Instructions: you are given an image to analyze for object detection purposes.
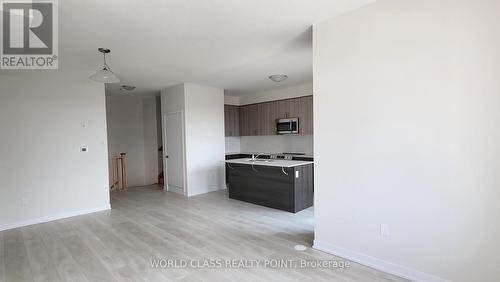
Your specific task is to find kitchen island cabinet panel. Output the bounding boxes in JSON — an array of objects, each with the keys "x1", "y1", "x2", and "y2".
[
  {"x1": 226, "y1": 162, "x2": 313, "y2": 213},
  {"x1": 294, "y1": 164, "x2": 314, "y2": 211}
]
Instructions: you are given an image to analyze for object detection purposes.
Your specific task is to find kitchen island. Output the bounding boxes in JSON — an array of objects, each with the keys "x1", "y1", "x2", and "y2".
[{"x1": 225, "y1": 158, "x2": 314, "y2": 213}]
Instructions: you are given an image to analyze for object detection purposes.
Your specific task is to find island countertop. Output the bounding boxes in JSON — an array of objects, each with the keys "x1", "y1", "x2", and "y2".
[
  {"x1": 225, "y1": 152, "x2": 314, "y2": 158},
  {"x1": 225, "y1": 158, "x2": 313, "y2": 168}
]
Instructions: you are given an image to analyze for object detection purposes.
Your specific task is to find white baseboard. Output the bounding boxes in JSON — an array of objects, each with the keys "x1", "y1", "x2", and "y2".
[
  {"x1": 313, "y1": 240, "x2": 449, "y2": 282},
  {"x1": 0, "y1": 205, "x2": 111, "y2": 232},
  {"x1": 186, "y1": 186, "x2": 226, "y2": 197},
  {"x1": 167, "y1": 185, "x2": 184, "y2": 195}
]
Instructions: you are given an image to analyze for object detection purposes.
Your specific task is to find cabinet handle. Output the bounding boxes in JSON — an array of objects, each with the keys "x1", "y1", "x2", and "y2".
[{"x1": 281, "y1": 167, "x2": 288, "y2": 176}]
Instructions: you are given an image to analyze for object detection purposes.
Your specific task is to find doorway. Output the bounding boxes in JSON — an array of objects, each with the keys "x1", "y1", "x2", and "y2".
[{"x1": 162, "y1": 111, "x2": 186, "y2": 195}]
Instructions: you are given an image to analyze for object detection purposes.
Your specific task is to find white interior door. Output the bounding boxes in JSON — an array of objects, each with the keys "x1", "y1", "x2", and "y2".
[{"x1": 163, "y1": 111, "x2": 185, "y2": 194}]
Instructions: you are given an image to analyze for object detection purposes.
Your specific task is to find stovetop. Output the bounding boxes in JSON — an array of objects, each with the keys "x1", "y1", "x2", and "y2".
[{"x1": 282, "y1": 152, "x2": 306, "y2": 156}]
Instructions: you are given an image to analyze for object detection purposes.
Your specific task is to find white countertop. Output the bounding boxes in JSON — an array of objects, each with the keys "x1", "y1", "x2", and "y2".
[
  {"x1": 225, "y1": 152, "x2": 314, "y2": 158},
  {"x1": 225, "y1": 158, "x2": 313, "y2": 168}
]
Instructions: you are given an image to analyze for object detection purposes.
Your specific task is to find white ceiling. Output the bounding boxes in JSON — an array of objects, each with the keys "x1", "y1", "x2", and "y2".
[{"x1": 55, "y1": 0, "x2": 373, "y2": 96}]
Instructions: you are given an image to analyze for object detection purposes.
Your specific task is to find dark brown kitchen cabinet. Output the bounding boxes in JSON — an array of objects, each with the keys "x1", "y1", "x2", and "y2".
[
  {"x1": 224, "y1": 105, "x2": 240, "y2": 137},
  {"x1": 225, "y1": 95, "x2": 313, "y2": 137},
  {"x1": 237, "y1": 105, "x2": 248, "y2": 136},
  {"x1": 275, "y1": 96, "x2": 312, "y2": 135},
  {"x1": 248, "y1": 104, "x2": 259, "y2": 136},
  {"x1": 258, "y1": 102, "x2": 272, "y2": 135},
  {"x1": 239, "y1": 102, "x2": 273, "y2": 136},
  {"x1": 227, "y1": 162, "x2": 314, "y2": 213},
  {"x1": 224, "y1": 105, "x2": 229, "y2": 135},
  {"x1": 276, "y1": 99, "x2": 291, "y2": 119},
  {"x1": 266, "y1": 101, "x2": 278, "y2": 135},
  {"x1": 238, "y1": 104, "x2": 259, "y2": 136},
  {"x1": 276, "y1": 97, "x2": 300, "y2": 119},
  {"x1": 298, "y1": 96, "x2": 313, "y2": 135},
  {"x1": 288, "y1": 97, "x2": 301, "y2": 119}
]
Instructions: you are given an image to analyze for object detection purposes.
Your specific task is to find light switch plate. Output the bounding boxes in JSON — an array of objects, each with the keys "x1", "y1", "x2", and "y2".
[{"x1": 295, "y1": 171, "x2": 300, "y2": 178}]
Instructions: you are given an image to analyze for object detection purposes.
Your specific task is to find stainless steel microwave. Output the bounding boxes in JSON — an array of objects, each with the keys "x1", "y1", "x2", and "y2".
[{"x1": 277, "y1": 118, "x2": 299, "y2": 134}]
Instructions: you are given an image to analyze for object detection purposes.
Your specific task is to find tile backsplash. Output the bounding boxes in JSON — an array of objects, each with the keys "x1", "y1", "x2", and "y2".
[
  {"x1": 225, "y1": 137, "x2": 241, "y2": 153},
  {"x1": 225, "y1": 135, "x2": 313, "y2": 156}
]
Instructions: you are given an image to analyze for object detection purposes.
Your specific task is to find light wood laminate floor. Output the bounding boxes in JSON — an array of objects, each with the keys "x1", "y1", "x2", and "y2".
[{"x1": 0, "y1": 185, "x2": 406, "y2": 282}]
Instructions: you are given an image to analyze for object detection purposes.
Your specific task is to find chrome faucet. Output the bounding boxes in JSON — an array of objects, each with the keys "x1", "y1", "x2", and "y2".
[{"x1": 251, "y1": 154, "x2": 262, "y2": 161}]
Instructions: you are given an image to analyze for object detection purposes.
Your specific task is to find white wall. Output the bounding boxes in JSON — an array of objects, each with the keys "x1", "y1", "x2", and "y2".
[
  {"x1": 0, "y1": 70, "x2": 110, "y2": 230},
  {"x1": 143, "y1": 97, "x2": 160, "y2": 184},
  {"x1": 226, "y1": 82, "x2": 313, "y2": 106},
  {"x1": 161, "y1": 84, "x2": 185, "y2": 113},
  {"x1": 106, "y1": 96, "x2": 159, "y2": 187},
  {"x1": 313, "y1": 1, "x2": 500, "y2": 282},
  {"x1": 106, "y1": 96, "x2": 145, "y2": 187},
  {"x1": 224, "y1": 95, "x2": 240, "y2": 106},
  {"x1": 184, "y1": 83, "x2": 226, "y2": 196},
  {"x1": 225, "y1": 136, "x2": 241, "y2": 153},
  {"x1": 161, "y1": 83, "x2": 225, "y2": 197}
]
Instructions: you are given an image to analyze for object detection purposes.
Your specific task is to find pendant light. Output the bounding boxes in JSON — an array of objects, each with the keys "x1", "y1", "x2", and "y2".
[{"x1": 89, "y1": 48, "x2": 120, "y2": 83}]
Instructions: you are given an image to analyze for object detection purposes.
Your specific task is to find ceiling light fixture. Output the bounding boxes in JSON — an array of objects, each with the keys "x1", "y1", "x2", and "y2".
[
  {"x1": 120, "y1": 85, "x2": 136, "y2": 91},
  {"x1": 269, "y1": 74, "x2": 288, "y2": 83},
  {"x1": 89, "y1": 48, "x2": 120, "y2": 83}
]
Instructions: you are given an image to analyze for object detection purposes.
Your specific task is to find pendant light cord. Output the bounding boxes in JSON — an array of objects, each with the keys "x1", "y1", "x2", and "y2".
[{"x1": 103, "y1": 52, "x2": 112, "y2": 71}]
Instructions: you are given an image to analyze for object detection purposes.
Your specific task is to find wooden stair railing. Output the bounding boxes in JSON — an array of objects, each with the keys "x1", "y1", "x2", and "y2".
[{"x1": 110, "y1": 153, "x2": 127, "y2": 191}]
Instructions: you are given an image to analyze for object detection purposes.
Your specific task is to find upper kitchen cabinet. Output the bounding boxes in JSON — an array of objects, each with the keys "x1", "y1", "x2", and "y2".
[
  {"x1": 224, "y1": 105, "x2": 240, "y2": 137},
  {"x1": 275, "y1": 97, "x2": 312, "y2": 135},
  {"x1": 248, "y1": 104, "x2": 260, "y2": 136},
  {"x1": 237, "y1": 105, "x2": 247, "y2": 136},
  {"x1": 275, "y1": 98, "x2": 300, "y2": 119},
  {"x1": 298, "y1": 96, "x2": 313, "y2": 135},
  {"x1": 240, "y1": 103, "x2": 271, "y2": 136},
  {"x1": 239, "y1": 104, "x2": 260, "y2": 136},
  {"x1": 276, "y1": 98, "x2": 291, "y2": 119},
  {"x1": 265, "y1": 101, "x2": 278, "y2": 135},
  {"x1": 258, "y1": 102, "x2": 274, "y2": 135},
  {"x1": 225, "y1": 95, "x2": 313, "y2": 137}
]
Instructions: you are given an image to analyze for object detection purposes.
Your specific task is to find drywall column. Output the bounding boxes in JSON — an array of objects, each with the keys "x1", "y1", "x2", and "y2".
[
  {"x1": 183, "y1": 83, "x2": 225, "y2": 196},
  {"x1": 313, "y1": 1, "x2": 500, "y2": 281},
  {"x1": 161, "y1": 83, "x2": 225, "y2": 197}
]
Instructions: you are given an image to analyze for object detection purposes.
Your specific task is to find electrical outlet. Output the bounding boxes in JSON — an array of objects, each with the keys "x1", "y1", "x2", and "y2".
[
  {"x1": 380, "y1": 224, "x2": 390, "y2": 237},
  {"x1": 21, "y1": 197, "x2": 28, "y2": 206}
]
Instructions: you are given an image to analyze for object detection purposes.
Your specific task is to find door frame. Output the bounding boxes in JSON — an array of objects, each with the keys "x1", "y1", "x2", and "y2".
[{"x1": 162, "y1": 110, "x2": 187, "y2": 196}]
